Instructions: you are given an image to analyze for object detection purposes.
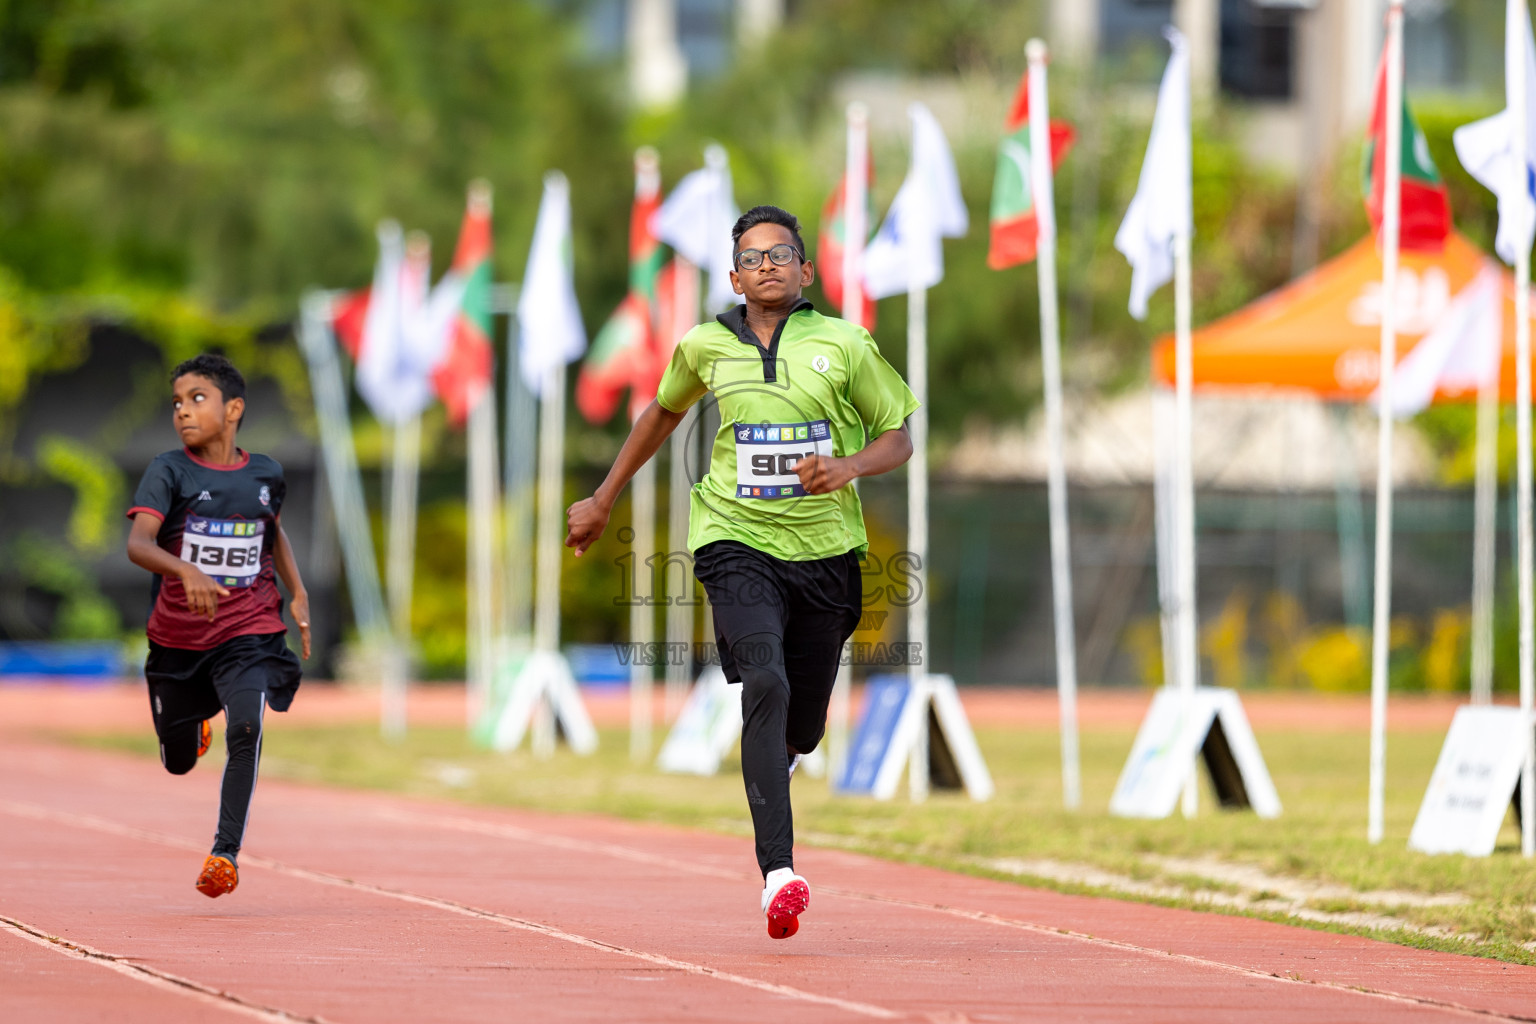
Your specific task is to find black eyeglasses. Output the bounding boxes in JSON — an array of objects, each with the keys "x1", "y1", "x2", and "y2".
[{"x1": 734, "y1": 243, "x2": 803, "y2": 270}]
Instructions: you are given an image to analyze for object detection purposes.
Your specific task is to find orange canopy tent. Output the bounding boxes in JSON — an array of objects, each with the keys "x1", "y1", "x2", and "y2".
[{"x1": 1151, "y1": 233, "x2": 1527, "y2": 403}]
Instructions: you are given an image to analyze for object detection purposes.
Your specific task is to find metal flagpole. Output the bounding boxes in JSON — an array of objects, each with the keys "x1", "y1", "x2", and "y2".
[
  {"x1": 379, "y1": 229, "x2": 434, "y2": 741},
  {"x1": 1368, "y1": 0, "x2": 1405, "y2": 846},
  {"x1": 829, "y1": 100, "x2": 870, "y2": 784},
  {"x1": 502, "y1": 289, "x2": 535, "y2": 645},
  {"x1": 1173, "y1": 229, "x2": 1197, "y2": 819},
  {"x1": 666, "y1": 420, "x2": 698, "y2": 718},
  {"x1": 532, "y1": 360, "x2": 569, "y2": 758},
  {"x1": 907, "y1": 280, "x2": 930, "y2": 803},
  {"x1": 1513, "y1": 0, "x2": 1536, "y2": 858},
  {"x1": 1027, "y1": 39, "x2": 1082, "y2": 810},
  {"x1": 296, "y1": 293, "x2": 390, "y2": 647},
  {"x1": 383, "y1": 413, "x2": 420, "y2": 739},
  {"x1": 466, "y1": 389, "x2": 501, "y2": 731},
  {"x1": 629, "y1": 148, "x2": 662, "y2": 761},
  {"x1": 665, "y1": 259, "x2": 702, "y2": 721},
  {"x1": 631, "y1": 435, "x2": 657, "y2": 760}
]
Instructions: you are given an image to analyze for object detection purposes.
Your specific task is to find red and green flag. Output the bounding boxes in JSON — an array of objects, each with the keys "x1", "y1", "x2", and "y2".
[
  {"x1": 431, "y1": 184, "x2": 495, "y2": 427},
  {"x1": 987, "y1": 69, "x2": 1074, "y2": 270},
  {"x1": 1363, "y1": 47, "x2": 1451, "y2": 252},
  {"x1": 330, "y1": 288, "x2": 371, "y2": 359},
  {"x1": 817, "y1": 150, "x2": 876, "y2": 330},
  {"x1": 577, "y1": 166, "x2": 666, "y2": 424}
]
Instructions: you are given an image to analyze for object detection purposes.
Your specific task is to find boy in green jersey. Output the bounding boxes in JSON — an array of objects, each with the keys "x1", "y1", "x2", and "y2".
[{"x1": 567, "y1": 205, "x2": 918, "y2": 940}]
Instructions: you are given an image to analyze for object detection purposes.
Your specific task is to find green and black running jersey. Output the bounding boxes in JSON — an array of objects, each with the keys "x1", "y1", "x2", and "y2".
[{"x1": 655, "y1": 300, "x2": 919, "y2": 561}]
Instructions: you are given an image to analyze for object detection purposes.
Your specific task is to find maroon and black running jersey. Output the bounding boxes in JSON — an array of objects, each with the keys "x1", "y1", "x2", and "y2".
[{"x1": 127, "y1": 447, "x2": 288, "y2": 650}]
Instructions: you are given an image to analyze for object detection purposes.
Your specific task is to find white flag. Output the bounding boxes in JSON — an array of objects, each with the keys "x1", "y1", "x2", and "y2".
[
  {"x1": 517, "y1": 172, "x2": 587, "y2": 398},
  {"x1": 1114, "y1": 28, "x2": 1192, "y2": 321},
  {"x1": 356, "y1": 222, "x2": 438, "y2": 423},
  {"x1": 863, "y1": 103, "x2": 969, "y2": 300},
  {"x1": 1374, "y1": 266, "x2": 1504, "y2": 419},
  {"x1": 651, "y1": 145, "x2": 739, "y2": 313},
  {"x1": 1453, "y1": 0, "x2": 1536, "y2": 266}
]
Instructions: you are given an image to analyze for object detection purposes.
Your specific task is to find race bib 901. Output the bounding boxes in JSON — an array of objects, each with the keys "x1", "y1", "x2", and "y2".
[
  {"x1": 179, "y1": 516, "x2": 265, "y2": 587},
  {"x1": 733, "y1": 419, "x2": 834, "y2": 499}
]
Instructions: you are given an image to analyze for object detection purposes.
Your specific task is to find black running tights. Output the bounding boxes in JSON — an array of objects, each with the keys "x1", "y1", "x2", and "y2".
[
  {"x1": 734, "y1": 631, "x2": 841, "y2": 878},
  {"x1": 158, "y1": 690, "x2": 266, "y2": 858}
]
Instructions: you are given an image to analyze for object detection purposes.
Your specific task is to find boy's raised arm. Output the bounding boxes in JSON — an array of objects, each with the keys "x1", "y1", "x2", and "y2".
[
  {"x1": 565, "y1": 399, "x2": 688, "y2": 557},
  {"x1": 271, "y1": 520, "x2": 311, "y2": 659}
]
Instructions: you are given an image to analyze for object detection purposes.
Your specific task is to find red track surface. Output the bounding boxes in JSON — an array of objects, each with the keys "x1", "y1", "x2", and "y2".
[{"x1": 2, "y1": 684, "x2": 1532, "y2": 1022}]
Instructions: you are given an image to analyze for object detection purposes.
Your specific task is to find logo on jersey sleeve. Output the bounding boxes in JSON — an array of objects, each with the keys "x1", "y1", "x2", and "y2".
[{"x1": 813, "y1": 354, "x2": 830, "y2": 373}]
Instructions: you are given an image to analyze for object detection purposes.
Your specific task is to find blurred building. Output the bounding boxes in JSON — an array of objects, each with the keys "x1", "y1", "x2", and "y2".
[
  {"x1": 1055, "y1": 0, "x2": 1501, "y2": 173},
  {"x1": 580, "y1": 0, "x2": 779, "y2": 108}
]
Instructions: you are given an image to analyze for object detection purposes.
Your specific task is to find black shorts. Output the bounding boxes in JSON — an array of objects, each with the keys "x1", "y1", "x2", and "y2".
[
  {"x1": 692, "y1": 540, "x2": 862, "y2": 683},
  {"x1": 144, "y1": 631, "x2": 302, "y2": 729}
]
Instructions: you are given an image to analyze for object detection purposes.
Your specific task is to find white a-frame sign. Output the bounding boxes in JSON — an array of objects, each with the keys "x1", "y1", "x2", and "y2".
[
  {"x1": 656, "y1": 664, "x2": 829, "y2": 778},
  {"x1": 656, "y1": 665, "x2": 742, "y2": 775},
  {"x1": 836, "y1": 674, "x2": 994, "y2": 800},
  {"x1": 1409, "y1": 705, "x2": 1531, "y2": 856},
  {"x1": 484, "y1": 648, "x2": 598, "y2": 756},
  {"x1": 1110, "y1": 686, "x2": 1281, "y2": 819}
]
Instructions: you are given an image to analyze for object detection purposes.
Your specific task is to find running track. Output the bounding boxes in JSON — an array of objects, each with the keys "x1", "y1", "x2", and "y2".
[{"x1": 4, "y1": 738, "x2": 1535, "y2": 1022}]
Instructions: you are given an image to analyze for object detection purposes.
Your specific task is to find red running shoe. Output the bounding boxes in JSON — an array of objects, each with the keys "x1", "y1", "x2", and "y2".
[
  {"x1": 195, "y1": 854, "x2": 238, "y2": 898},
  {"x1": 196, "y1": 719, "x2": 212, "y2": 759},
  {"x1": 761, "y1": 868, "x2": 809, "y2": 939}
]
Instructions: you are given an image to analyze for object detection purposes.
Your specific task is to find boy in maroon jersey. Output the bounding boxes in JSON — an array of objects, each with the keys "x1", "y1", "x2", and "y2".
[{"x1": 126, "y1": 354, "x2": 311, "y2": 898}]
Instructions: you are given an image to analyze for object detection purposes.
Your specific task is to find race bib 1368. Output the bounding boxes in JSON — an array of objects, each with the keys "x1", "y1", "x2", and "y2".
[
  {"x1": 179, "y1": 516, "x2": 265, "y2": 588},
  {"x1": 733, "y1": 419, "x2": 834, "y2": 499}
]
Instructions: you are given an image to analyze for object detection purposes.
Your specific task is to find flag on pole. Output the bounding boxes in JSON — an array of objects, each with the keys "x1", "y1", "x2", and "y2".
[
  {"x1": 817, "y1": 149, "x2": 877, "y2": 328},
  {"x1": 1364, "y1": 46, "x2": 1451, "y2": 253},
  {"x1": 1373, "y1": 266, "x2": 1503, "y2": 418},
  {"x1": 518, "y1": 172, "x2": 587, "y2": 398},
  {"x1": 330, "y1": 289, "x2": 371, "y2": 359},
  {"x1": 426, "y1": 183, "x2": 496, "y2": 426},
  {"x1": 1114, "y1": 28, "x2": 1192, "y2": 321},
  {"x1": 651, "y1": 145, "x2": 739, "y2": 313},
  {"x1": 654, "y1": 258, "x2": 697, "y2": 357},
  {"x1": 862, "y1": 103, "x2": 969, "y2": 299},
  {"x1": 1453, "y1": 0, "x2": 1536, "y2": 266},
  {"x1": 355, "y1": 225, "x2": 439, "y2": 423},
  {"x1": 577, "y1": 157, "x2": 666, "y2": 424},
  {"x1": 330, "y1": 228, "x2": 438, "y2": 421},
  {"x1": 988, "y1": 68, "x2": 1075, "y2": 270}
]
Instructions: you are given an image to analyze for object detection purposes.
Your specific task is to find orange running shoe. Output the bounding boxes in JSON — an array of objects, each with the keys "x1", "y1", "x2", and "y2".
[
  {"x1": 196, "y1": 719, "x2": 212, "y2": 759},
  {"x1": 761, "y1": 867, "x2": 809, "y2": 940},
  {"x1": 195, "y1": 854, "x2": 238, "y2": 898}
]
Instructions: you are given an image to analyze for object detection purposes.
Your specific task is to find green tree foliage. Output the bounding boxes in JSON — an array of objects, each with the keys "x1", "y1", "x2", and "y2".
[
  {"x1": 0, "y1": 0, "x2": 1513, "y2": 670},
  {"x1": 0, "y1": 0, "x2": 633, "y2": 316}
]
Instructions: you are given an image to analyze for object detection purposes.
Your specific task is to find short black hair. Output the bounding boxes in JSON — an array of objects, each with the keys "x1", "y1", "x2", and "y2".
[
  {"x1": 171, "y1": 353, "x2": 246, "y2": 427},
  {"x1": 731, "y1": 205, "x2": 806, "y2": 259}
]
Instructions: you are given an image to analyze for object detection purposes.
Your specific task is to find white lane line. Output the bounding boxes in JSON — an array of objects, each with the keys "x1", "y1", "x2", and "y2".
[
  {"x1": 263, "y1": 860, "x2": 900, "y2": 1020},
  {"x1": 820, "y1": 888, "x2": 1536, "y2": 1024},
  {"x1": 0, "y1": 801, "x2": 900, "y2": 1021},
  {"x1": 0, "y1": 914, "x2": 333, "y2": 1024},
  {"x1": 361, "y1": 804, "x2": 1536, "y2": 1024},
  {"x1": 370, "y1": 806, "x2": 746, "y2": 881}
]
